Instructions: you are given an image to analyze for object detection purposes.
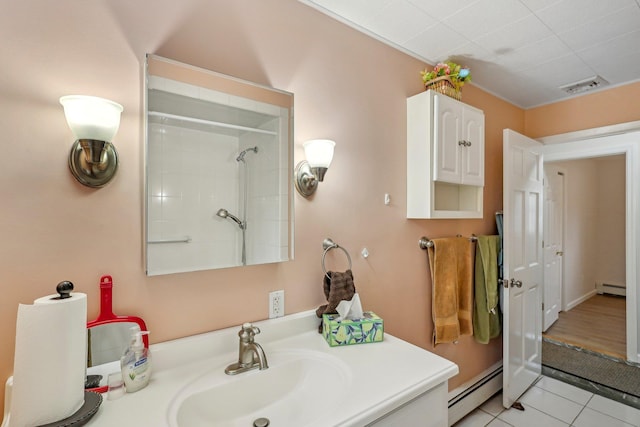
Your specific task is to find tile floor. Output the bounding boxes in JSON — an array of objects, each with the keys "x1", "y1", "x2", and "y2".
[{"x1": 453, "y1": 376, "x2": 640, "y2": 427}]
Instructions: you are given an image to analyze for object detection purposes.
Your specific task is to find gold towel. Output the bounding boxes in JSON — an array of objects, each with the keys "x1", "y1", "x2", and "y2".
[
  {"x1": 428, "y1": 237, "x2": 474, "y2": 345},
  {"x1": 457, "y1": 237, "x2": 474, "y2": 336}
]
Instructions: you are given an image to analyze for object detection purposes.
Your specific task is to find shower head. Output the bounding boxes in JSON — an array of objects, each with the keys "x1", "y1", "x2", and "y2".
[
  {"x1": 236, "y1": 146, "x2": 258, "y2": 162},
  {"x1": 216, "y1": 208, "x2": 245, "y2": 229}
]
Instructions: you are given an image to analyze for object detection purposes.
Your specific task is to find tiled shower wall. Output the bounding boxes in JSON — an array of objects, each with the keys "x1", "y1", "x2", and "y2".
[
  {"x1": 147, "y1": 122, "x2": 287, "y2": 275},
  {"x1": 243, "y1": 120, "x2": 290, "y2": 266},
  {"x1": 147, "y1": 122, "x2": 242, "y2": 274}
]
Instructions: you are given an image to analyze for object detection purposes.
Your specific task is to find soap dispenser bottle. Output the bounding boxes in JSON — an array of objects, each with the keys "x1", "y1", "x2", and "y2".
[{"x1": 121, "y1": 327, "x2": 152, "y2": 393}]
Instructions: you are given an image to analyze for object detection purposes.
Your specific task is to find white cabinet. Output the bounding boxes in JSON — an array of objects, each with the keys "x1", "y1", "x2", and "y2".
[
  {"x1": 368, "y1": 382, "x2": 448, "y2": 427},
  {"x1": 434, "y1": 94, "x2": 484, "y2": 186},
  {"x1": 407, "y1": 90, "x2": 485, "y2": 219}
]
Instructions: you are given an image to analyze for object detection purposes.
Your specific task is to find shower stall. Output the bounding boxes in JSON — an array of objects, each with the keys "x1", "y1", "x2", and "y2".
[{"x1": 217, "y1": 146, "x2": 258, "y2": 266}]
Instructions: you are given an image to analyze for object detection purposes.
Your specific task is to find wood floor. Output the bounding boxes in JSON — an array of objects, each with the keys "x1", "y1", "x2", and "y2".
[{"x1": 543, "y1": 294, "x2": 626, "y2": 359}]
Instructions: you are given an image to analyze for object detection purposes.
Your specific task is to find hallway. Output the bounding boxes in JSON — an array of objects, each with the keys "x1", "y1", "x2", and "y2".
[{"x1": 543, "y1": 294, "x2": 626, "y2": 359}]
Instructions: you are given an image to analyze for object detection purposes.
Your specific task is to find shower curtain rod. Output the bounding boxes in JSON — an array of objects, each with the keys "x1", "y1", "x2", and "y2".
[{"x1": 148, "y1": 111, "x2": 278, "y2": 136}]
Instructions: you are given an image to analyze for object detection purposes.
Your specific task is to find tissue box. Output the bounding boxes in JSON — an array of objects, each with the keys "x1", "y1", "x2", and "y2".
[{"x1": 322, "y1": 311, "x2": 384, "y2": 347}]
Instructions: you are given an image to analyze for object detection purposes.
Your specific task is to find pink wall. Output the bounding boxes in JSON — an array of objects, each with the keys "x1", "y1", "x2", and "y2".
[
  {"x1": 0, "y1": 0, "x2": 524, "y2": 412},
  {"x1": 525, "y1": 81, "x2": 640, "y2": 138}
]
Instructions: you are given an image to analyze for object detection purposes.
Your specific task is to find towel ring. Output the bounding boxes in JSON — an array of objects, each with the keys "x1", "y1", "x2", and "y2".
[{"x1": 321, "y1": 238, "x2": 352, "y2": 279}]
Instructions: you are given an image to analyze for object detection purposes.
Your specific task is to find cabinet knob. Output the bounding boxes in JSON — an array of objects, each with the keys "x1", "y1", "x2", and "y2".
[{"x1": 458, "y1": 140, "x2": 466, "y2": 146}]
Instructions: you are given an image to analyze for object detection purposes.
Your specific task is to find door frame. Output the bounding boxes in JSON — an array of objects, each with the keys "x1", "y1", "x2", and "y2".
[
  {"x1": 539, "y1": 125, "x2": 640, "y2": 363},
  {"x1": 542, "y1": 163, "x2": 565, "y2": 330}
]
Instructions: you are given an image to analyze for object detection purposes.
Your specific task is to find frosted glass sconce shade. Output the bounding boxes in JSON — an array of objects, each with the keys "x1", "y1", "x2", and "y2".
[
  {"x1": 60, "y1": 95, "x2": 123, "y2": 188},
  {"x1": 294, "y1": 139, "x2": 336, "y2": 198},
  {"x1": 60, "y1": 95, "x2": 123, "y2": 142},
  {"x1": 303, "y1": 139, "x2": 335, "y2": 170}
]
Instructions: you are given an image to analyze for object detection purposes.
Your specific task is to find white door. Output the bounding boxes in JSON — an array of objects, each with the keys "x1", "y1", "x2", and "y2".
[
  {"x1": 543, "y1": 166, "x2": 564, "y2": 331},
  {"x1": 503, "y1": 129, "x2": 544, "y2": 409}
]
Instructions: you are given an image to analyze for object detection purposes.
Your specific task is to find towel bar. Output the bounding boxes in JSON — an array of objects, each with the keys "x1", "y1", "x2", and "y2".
[
  {"x1": 322, "y1": 238, "x2": 352, "y2": 278},
  {"x1": 147, "y1": 236, "x2": 192, "y2": 244},
  {"x1": 419, "y1": 235, "x2": 477, "y2": 249}
]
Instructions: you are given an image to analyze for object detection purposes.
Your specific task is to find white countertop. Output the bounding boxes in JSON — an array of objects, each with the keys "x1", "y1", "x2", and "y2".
[{"x1": 85, "y1": 310, "x2": 458, "y2": 426}]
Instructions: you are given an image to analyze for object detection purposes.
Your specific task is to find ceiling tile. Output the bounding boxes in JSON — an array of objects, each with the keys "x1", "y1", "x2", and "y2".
[
  {"x1": 578, "y1": 29, "x2": 640, "y2": 62},
  {"x1": 474, "y1": 13, "x2": 553, "y2": 55},
  {"x1": 309, "y1": 0, "x2": 392, "y2": 25},
  {"x1": 578, "y1": 30, "x2": 640, "y2": 83},
  {"x1": 507, "y1": 35, "x2": 573, "y2": 71},
  {"x1": 469, "y1": 65, "x2": 541, "y2": 106},
  {"x1": 367, "y1": 0, "x2": 439, "y2": 44},
  {"x1": 557, "y1": 5, "x2": 640, "y2": 52},
  {"x1": 534, "y1": 0, "x2": 638, "y2": 33},
  {"x1": 588, "y1": 50, "x2": 640, "y2": 84},
  {"x1": 443, "y1": 0, "x2": 531, "y2": 39},
  {"x1": 404, "y1": 23, "x2": 468, "y2": 63},
  {"x1": 446, "y1": 42, "x2": 496, "y2": 64},
  {"x1": 519, "y1": 0, "x2": 563, "y2": 12},
  {"x1": 487, "y1": 34, "x2": 571, "y2": 72},
  {"x1": 518, "y1": 54, "x2": 595, "y2": 88},
  {"x1": 407, "y1": 0, "x2": 481, "y2": 21}
]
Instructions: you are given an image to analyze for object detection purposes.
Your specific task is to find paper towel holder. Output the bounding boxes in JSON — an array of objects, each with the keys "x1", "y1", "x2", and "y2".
[
  {"x1": 86, "y1": 275, "x2": 149, "y2": 394},
  {"x1": 55, "y1": 281, "x2": 74, "y2": 299}
]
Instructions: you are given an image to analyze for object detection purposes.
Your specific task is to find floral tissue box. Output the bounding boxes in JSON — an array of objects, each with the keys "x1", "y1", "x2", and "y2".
[{"x1": 322, "y1": 311, "x2": 384, "y2": 347}]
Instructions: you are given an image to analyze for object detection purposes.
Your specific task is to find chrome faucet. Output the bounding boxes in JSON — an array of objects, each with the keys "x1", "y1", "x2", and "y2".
[{"x1": 225, "y1": 322, "x2": 269, "y2": 375}]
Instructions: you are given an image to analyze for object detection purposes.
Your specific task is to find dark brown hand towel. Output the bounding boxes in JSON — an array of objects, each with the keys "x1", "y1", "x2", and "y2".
[{"x1": 316, "y1": 270, "x2": 356, "y2": 332}]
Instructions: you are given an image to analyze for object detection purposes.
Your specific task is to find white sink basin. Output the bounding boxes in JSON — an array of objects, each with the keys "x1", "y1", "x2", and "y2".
[{"x1": 167, "y1": 349, "x2": 352, "y2": 427}]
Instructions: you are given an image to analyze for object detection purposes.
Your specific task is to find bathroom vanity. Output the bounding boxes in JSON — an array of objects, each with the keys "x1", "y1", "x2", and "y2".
[{"x1": 85, "y1": 310, "x2": 458, "y2": 426}]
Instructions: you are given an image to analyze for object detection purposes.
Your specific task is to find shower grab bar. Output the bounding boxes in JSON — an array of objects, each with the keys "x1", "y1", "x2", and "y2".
[
  {"x1": 148, "y1": 111, "x2": 278, "y2": 136},
  {"x1": 321, "y1": 238, "x2": 352, "y2": 279},
  {"x1": 148, "y1": 237, "x2": 192, "y2": 244},
  {"x1": 418, "y1": 235, "x2": 477, "y2": 249}
]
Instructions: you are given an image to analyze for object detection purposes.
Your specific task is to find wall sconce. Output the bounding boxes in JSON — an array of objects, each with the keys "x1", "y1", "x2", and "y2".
[
  {"x1": 294, "y1": 139, "x2": 335, "y2": 197},
  {"x1": 60, "y1": 95, "x2": 123, "y2": 188}
]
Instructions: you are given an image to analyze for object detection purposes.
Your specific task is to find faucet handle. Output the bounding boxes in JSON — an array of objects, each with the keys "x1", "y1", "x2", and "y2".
[
  {"x1": 242, "y1": 322, "x2": 260, "y2": 333},
  {"x1": 239, "y1": 322, "x2": 260, "y2": 341}
]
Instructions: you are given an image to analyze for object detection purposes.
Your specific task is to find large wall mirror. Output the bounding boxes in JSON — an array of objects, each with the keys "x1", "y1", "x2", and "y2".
[{"x1": 145, "y1": 55, "x2": 294, "y2": 276}]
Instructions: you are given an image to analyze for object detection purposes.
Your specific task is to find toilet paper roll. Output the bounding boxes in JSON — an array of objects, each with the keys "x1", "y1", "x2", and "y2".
[{"x1": 9, "y1": 292, "x2": 87, "y2": 427}]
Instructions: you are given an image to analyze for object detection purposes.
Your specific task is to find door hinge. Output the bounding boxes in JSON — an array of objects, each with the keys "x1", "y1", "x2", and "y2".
[{"x1": 542, "y1": 302, "x2": 545, "y2": 311}]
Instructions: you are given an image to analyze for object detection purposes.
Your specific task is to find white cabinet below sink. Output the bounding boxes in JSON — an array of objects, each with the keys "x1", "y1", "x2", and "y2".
[
  {"x1": 368, "y1": 382, "x2": 447, "y2": 427},
  {"x1": 407, "y1": 90, "x2": 485, "y2": 219}
]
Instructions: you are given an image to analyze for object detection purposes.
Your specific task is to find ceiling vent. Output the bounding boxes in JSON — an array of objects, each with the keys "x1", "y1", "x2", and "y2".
[{"x1": 559, "y1": 75, "x2": 609, "y2": 95}]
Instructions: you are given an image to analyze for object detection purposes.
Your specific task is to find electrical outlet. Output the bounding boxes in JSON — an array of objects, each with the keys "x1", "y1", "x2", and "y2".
[{"x1": 269, "y1": 290, "x2": 285, "y2": 318}]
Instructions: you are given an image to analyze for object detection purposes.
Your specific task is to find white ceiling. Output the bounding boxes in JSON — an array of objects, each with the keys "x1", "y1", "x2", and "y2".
[{"x1": 301, "y1": 0, "x2": 640, "y2": 108}]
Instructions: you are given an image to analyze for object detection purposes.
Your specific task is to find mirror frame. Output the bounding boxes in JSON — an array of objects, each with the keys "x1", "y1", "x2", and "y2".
[
  {"x1": 144, "y1": 54, "x2": 295, "y2": 275},
  {"x1": 86, "y1": 275, "x2": 148, "y2": 393}
]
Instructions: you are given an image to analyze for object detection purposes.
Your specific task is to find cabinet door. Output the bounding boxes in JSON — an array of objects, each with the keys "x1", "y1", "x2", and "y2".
[
  {"x1": 368, "y1": 383, "x2": 447, "y2": 427},
  {"x1": 433, "y1": 94, "x2": 463, "y2": 184},
  {"x1": 461, "y1": 106, "x2": 484, "y2": 186}
]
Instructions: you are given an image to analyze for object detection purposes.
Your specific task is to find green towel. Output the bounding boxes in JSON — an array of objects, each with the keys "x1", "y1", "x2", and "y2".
[{"x1": 474, "y1": 235, "x2": 501, "y2": 344}]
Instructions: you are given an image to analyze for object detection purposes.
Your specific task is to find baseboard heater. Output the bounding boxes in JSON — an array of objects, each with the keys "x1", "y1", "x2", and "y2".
[
  {"x1": 448, "y1": 362, "x2": 503, "y2": 426},
  {"x1": 596, "y1": 282, "x2": 626, "y2": 297}
]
